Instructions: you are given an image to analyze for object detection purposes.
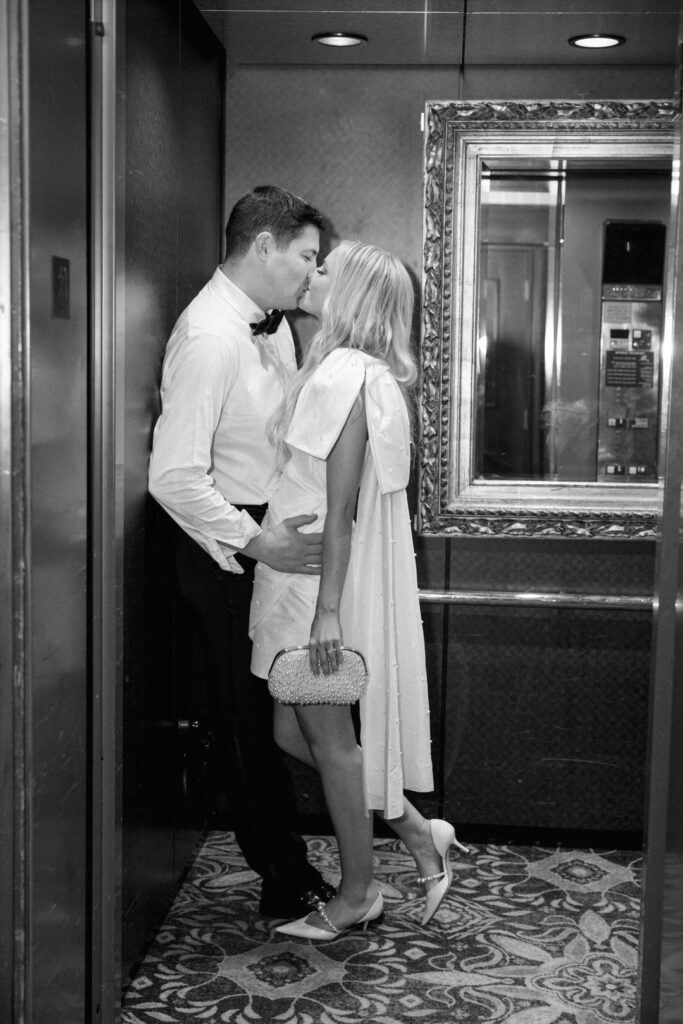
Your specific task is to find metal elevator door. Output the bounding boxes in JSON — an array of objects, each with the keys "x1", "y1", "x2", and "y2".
[
  {"x1": 638, "y1": 42, "x2": 683, "y2": 1020},
  {"x1": 0, "y1": 1, "x2": 224, "y2": 1020},
  {"x1": 1, "y1": 1, "x2": 91, "y2": 1021}
]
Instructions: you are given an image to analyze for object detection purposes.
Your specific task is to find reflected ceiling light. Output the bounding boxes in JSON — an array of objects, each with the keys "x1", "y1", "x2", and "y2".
[
  {"x1": 568, "y1": 33, "x2": 625, "y2": 49},
  {"x1": 312, "y1": 31, "x2": 368, "y2": 47}
]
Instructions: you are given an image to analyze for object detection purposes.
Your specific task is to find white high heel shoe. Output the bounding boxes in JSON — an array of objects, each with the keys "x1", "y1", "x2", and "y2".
[
  {"x1": 275, "y1": 891, "x2": 384, "y2": 941},
  {"x1": 418, "y1": 819, "x2": 469, "y2": 925}
]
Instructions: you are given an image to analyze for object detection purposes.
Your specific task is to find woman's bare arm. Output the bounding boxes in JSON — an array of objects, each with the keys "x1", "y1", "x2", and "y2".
[{"x1": 309, "y1": 391, "x2": 368, "y2": 673}]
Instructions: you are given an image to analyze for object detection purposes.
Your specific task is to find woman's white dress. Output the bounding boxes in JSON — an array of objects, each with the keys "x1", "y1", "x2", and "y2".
[{"x1": 249, "y1": 348, "x2": 433, "y2": 818}]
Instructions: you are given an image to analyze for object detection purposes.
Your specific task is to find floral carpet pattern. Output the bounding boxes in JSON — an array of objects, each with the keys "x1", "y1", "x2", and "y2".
[{"x1": 122, "y1": 832, "x2": 641, "y2": 1024}]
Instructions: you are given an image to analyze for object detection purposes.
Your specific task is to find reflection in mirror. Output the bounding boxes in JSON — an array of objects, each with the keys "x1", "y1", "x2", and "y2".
[
  {"x1": 477, "y1": 158, "x2": 670, "y2": 483},
  {"x1": 419, "y1": 100, "x2": 677, "y2": 538}
]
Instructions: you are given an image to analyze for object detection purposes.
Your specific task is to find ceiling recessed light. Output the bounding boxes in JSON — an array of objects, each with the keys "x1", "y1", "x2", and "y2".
[
  {"x1": 312, "y1": 32, "x2": 368, "y2": 48},
  {"x1": 568, "y1": 34, "x2": 625, "y2": 49}
]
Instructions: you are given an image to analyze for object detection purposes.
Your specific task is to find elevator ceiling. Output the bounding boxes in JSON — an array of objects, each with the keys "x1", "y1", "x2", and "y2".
[{"x1": 193, "y1": 1, "x2": 679, "y2": 67}]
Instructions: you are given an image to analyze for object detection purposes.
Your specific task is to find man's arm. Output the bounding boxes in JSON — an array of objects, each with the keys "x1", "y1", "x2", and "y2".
[
  {"x1": 148, "y1": 334, "x2": 265, "y2": 568},
  {"x1": 150, "y1": 332, "x2": 323, "y2": 573}
]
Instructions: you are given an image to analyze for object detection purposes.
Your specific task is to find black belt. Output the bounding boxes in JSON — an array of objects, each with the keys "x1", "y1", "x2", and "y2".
[{"x1": 234, "y1": 502, "x2": 268, "y2": 526}]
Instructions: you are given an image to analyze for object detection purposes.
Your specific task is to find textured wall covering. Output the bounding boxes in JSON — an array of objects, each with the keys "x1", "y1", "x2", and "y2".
[
  {"x1": 226, "y1": 66, "x2": 458, "y2": 276},
  {"x1": 437, "y1": 606, "x2": 651, "y2": 831},
  {"x1": 224, "y1": 64, "x2": 674, "y2": 276},
  {"x1": 223, "y1": 60, "x2": 674, "y2": 837}
]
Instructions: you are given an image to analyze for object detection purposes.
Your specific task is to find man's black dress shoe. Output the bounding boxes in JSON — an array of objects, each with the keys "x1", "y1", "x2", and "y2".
[{"x1": 259, "y1": 879, "x2": 336, "y2": 918}]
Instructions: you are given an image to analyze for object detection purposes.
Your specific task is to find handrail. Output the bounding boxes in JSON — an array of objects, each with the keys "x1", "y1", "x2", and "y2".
[{"x1": 418, "y1": 589, "x2": 653, "y2": 611}]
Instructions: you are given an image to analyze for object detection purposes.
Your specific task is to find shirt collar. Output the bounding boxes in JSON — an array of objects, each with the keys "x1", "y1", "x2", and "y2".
[{"x1": 211, "y1": 266, "x2": 265, "y2": 327}]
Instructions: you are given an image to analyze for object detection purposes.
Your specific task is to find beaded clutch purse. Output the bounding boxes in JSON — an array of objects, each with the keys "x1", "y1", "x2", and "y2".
[{"x1": 268, "y1": 646, "x2": 368, "y2": 705}]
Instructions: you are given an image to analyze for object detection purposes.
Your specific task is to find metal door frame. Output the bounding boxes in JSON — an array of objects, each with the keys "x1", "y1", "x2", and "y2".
[
  {"x1": 89, "y1": 1, "x2": 124, "y2": 1021},
  {"x1": 638, "y1": 37, "x2": 683, "y2": 1023},
  {"x1": 0, "y1": 0, "x2": 29, "y2": 1020}
]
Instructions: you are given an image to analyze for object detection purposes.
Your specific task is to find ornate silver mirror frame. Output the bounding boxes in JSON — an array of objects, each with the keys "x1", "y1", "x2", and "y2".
[{"x1": 418, "y1": 99, "x2": 677, "y2": 539}]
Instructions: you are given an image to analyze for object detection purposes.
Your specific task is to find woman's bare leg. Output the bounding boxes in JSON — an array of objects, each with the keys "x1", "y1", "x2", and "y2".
[
  {"x1": 291, "y1": 703, "x2": 376, "y2": 928},
  {"x1": 273, "y1": 702, "x2": 316, "y2": 768},
  {"x1": 274, "y1": 703, "x2": 461, "y2": 897},
  {"x1": 381, "y1": 799, "x2": 445, "y2": 883}
]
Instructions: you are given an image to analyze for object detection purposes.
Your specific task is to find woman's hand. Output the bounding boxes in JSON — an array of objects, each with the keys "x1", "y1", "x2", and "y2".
[{"x1": 309, "y1": 609, "x2": 342, "y2": 675}]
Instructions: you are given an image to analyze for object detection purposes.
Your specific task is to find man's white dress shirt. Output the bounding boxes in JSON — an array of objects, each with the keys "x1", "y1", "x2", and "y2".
[{"x1": 148, "y1": 267, "x2": 297, "y2": 572}]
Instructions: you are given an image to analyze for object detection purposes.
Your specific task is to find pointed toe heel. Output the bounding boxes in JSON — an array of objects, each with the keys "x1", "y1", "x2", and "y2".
[
  {"x1": 359, "y1": 891, "x2": 384, "y2": 930},
  {"x1": 418, "y1": 819, "x2": 469, "y2": 926},
  {"x1": 346, "y1": 891, "x2": 384, "y2": 934},
  {"x1": 275, "y1": 917, "x2": 338, "y2": 940},
  {"x1": 276, "y1": 891, "x2": 384, "y2": 942}
]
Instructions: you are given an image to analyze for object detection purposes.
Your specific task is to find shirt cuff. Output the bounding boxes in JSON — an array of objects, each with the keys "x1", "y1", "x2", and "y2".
[{"x1": 208, "y1": 512, "x2": 263, "y2": 573}]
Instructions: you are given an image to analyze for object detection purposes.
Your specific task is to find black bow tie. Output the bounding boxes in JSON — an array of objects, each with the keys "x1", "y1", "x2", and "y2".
[{"x1": 250, "y1": 309, "x2": 285, "y2": 336}]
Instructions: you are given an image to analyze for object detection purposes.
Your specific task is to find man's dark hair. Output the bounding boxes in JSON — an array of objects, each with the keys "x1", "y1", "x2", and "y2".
[{"x1": 223, "y1": 184, "x2": 328, "y2": 259}]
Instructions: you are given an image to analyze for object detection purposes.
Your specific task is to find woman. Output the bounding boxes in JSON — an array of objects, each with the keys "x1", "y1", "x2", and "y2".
[{"x1": 249, "y1": 241, "x2": 467, "y2": 940}]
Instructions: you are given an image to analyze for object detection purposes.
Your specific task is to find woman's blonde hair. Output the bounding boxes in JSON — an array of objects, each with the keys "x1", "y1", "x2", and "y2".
[{"x1": 271, "y1": 240, "x2": 417, "y2": 457}]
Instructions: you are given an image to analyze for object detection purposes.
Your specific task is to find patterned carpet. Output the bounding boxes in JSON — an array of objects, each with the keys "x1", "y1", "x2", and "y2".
[{"x1": 121, "y1": 831, "x2": 641, "y2": 1024}]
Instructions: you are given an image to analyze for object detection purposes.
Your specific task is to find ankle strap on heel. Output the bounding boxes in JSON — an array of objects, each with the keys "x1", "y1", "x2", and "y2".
[
  {"x1": 417, "y1": 871, "x2": 446, "y2": 884},
  {"x1": 313, "y1": 899, "x2": 340, "y2": 934}
]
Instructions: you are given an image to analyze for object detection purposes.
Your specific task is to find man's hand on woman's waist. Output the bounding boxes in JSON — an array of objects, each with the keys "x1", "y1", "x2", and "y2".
[{"x1": 244, "y1": 513, "x2": 323, "y2": 574}]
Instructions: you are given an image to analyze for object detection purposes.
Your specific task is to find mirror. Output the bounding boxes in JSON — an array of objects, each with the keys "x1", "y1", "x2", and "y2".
[{"x1": 419, "y1": 100, "x2": 677, "y2": 538}]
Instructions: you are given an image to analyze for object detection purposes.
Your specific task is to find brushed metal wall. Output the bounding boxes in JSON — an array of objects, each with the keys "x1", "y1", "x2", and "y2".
[
  {"x1": 0, "y1": 1, "x2": 22, "y2": 1017},
  {"x1": 640, "y1": 92, "x2": 683, "y2": 1023},
  {"x1": 3, "y1": 0, "x2": 224, "y2": 1011},
  {"x1": 26, "y1": 1, "x2": 90, "y2": 1019}
]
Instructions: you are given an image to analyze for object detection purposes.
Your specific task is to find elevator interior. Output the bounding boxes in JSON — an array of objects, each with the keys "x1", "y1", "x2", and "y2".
[{"x1": 1, "y1": 1, "x2": 682, "y2": 1022}]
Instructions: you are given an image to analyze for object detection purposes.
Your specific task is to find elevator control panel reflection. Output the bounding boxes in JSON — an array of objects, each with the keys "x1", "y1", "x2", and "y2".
[{"x1": 597, "y1": 221, "x2": 666, "y2": 483}]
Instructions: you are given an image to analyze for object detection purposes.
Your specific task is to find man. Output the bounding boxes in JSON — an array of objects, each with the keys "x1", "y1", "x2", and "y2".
[{"x1": 148, "y1": 185, "x2": 334, "y2": 917}]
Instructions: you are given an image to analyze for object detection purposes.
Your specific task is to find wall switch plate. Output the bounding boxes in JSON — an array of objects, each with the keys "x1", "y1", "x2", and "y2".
[{"x1": 52, "y1": 256, "x2": 70, "y2": 318}]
